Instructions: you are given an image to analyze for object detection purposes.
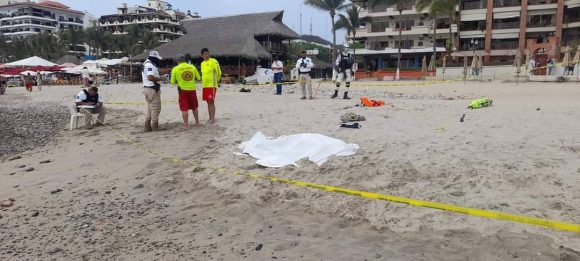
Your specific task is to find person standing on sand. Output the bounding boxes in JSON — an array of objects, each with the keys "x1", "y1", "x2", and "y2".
[
  {"x1": 142, "y1": 50, "x2": 164, "y2": 132},
  {"x1": 36, "y1": 72, "x2": 42, "y2": 91},
  {"x1": 81, "y1": 67, "x2": 90, "y2": 87},
  {"x1": 171, "y1": 54, "x2": 201, "y2": 129},
  {"x1": 200, "y1": 48, "x2": 222, "y2": 124},
  {"x1": 271, "y1": 56, "x2": 284, "y2": 95},
  {"x1": 25, "y1": 73, "x2": 33, "y2": 92},
  {"x1": 296, "y1": 50, "x2": 314, "y2": 100},
  {"x1": 0, "y1": 76, "x2": 7, "y2": 95}
]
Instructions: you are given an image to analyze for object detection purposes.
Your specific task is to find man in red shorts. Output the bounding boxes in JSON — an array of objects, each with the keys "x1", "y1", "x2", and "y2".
[
  {"x1": 200, "y1": 48, "x2": 221, "y2": 124},
  {"x1": 171, "y1": 54, "x2": 201, "y2": 129}
]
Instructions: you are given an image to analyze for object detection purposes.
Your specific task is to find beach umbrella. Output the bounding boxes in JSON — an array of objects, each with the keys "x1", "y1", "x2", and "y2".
[
  {"x1": 470, "y1": 55, "x2": 477, "y2": 69},
  {"x1": 428, "y1": 54, "x2": 435, "y2": 71},
  {"x1": 442, "y1": 55, "x2": 447, "y2": 80},
  {"x1": 525, "y1": 49, "x2": 531, "y2": 72},
  {"x1": 463, "y1": 55, "x2": 468, "y2": 79},
  {"x1": 478, "y1": 52, "x2": 484, "y2": 73},
  {"x1": 422, "y1": 56, "x2": 427, "y2": 78},
  {"x1": 515, "y1": 51, "x2": 522, "y2": 74},
  {"x1": 562, "y1": 46, "x2": 570, "y2": 68}
]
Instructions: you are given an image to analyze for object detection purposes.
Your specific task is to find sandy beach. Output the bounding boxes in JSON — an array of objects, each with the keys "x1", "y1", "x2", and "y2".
[{"x1": 1, "y1": 80, "x2": 580, "y2": 260}]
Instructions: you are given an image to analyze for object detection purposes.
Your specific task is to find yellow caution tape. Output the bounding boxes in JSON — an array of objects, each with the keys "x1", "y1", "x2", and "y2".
[
  {"x1": 233, "y1": 171, "x2": 580, "y2": 233},
  {"x1": 95, "y1": 118, "x2": 580, "y2": 233}
]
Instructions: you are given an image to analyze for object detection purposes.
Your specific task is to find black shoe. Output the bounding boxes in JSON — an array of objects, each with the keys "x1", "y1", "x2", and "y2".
[
  {"x1": 343, "y1": 92, "x2": 350, "y2": 100},
  {"x1": 331, "y1": 90, "x2": 338, "y2": 99}
]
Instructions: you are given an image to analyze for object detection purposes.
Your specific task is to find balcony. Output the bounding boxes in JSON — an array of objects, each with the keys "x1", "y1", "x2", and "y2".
[
  {"x1": 565, "y1": 21, "x2": 580, "y2": 28},
  {"x1": 526, "y1": 26, "x2": 556, "y2": 32},
  {"x1": 527, "y1": 3, "x2": 557, "y2": 9},
  {"x1": 357, "y1": 24, "x2": 457, "y2": 37},
  {"x1": 360, "y1": 6, "x2": 429, "y2": 18},
  {"x1": 459, "y1": 30, "x2": 486, "y2": 38}
]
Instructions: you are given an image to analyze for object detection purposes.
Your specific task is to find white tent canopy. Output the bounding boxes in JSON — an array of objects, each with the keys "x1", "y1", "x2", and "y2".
[
  {"x1": 5, "y1": 56, "x2": 57, "y2": 67},
  {"x1": 63, "y1": 65, "x2": 106, "y2": 75},
  {"x1": 83, "y1": 57, "x2": 129, "y2": 67}
]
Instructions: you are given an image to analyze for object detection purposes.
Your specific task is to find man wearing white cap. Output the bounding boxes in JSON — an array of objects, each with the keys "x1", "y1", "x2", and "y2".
[{"x1": 142, "y1": 50, "x2": 163, "y2": 131}]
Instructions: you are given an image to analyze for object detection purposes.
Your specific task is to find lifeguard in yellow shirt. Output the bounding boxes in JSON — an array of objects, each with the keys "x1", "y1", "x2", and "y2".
[
  {"x1": 171, "y1": 54, "x2": 201, "y2": 129},
  {"x1": 200, "y1": 48, "x2": 222, "y2": 124}
]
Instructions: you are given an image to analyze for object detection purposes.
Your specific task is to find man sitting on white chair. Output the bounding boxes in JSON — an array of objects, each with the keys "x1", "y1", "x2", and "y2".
[{"x1": 75, "y1": 87, "x2": 106, "y2": 129}]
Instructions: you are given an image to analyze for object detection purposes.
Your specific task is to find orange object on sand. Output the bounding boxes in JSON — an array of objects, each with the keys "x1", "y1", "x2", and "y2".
[{"x1": 360, "y1": 97, "x2": 385, "y2": 107}]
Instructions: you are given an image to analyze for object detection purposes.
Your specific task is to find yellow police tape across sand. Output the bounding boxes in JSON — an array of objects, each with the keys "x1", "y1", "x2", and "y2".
[
  {"x1": 242, "y1": 78, "x2": 464, "y2": 88},
  {"x1": 97, "y1": 118, "x2": 580, "y2": 233}
]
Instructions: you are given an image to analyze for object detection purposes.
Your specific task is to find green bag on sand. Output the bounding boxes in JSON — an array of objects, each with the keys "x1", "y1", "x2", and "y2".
[{"x1": 468, "y1": 98, "x2": 493, "y2": 109}]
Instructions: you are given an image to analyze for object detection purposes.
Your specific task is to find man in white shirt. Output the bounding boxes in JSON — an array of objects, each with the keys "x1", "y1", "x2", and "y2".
[
  {"x1": 75, "y1": 87, "x2": 106, "y2": 129},
  {"x1": 295, "y1": 50, "x2": 314, "y2": 100},
  {"x1": 529, "y1": 57, "x2": 536, "y2": 76},
  {"x1": 81, "y1": 67, "x2": 90, "y2": 87},
  {"x1": 141, "y1": 50, "x2": 163, "y2": 132},
  {"x1": 271, "y1": 57, "x2": 284, "y2": 95}
]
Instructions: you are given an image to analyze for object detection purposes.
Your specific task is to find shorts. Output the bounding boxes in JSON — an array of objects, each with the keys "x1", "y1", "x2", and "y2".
[
  {"x1": 202, "y1": 88, "x2": 217, "y2": 103},
  {"x1": 178, "y1": 90, "x2": 198, "y2": 111}
]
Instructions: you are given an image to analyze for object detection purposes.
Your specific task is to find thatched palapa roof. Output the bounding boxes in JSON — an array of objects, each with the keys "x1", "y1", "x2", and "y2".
[
  {"x1": 135, "y1": 11, "x2": 299, "y2": 61},
  {"x1": 55, "y1": 55, "x2": 81, "y2": 65}
]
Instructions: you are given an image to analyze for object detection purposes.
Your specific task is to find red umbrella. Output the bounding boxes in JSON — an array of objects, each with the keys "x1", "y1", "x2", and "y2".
[{"x1": 0, "y1": 68, "x2": 24, "y2": 75}]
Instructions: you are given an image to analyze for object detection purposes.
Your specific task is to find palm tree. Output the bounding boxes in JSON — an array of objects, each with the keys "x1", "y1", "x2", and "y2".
[
  {"x1": 335, "y1": 4, "x2": 362, "y2": 62},
  {"x1": 141, "y1": 31, "x2": 160, "y2": 51},
  {"x1": 367, "y1": 0, "x2": 405, "y2": 79},
  {"x1": 85, "y1": 27, "x2": 107, "y2": 58},
  {"x1": 64, "y1": 28, "x2": 85, "y2": 56},
  {"x1": 304, "y1": 0, "x2": 349, "y2": 72},
  {"x1": 417, "y1": 0, "x2": 459, "y2": 52}
]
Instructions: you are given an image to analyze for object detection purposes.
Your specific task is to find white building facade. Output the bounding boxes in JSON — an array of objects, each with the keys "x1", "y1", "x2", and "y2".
[
  {"x1": 98, "y1": 0, "x2": 199, "y2": 43},
  {"x1": 0, "y1": 0, "x2": 85, "y2": 38}
]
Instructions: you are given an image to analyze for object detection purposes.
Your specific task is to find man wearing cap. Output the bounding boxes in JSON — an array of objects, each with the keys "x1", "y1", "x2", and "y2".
[
  {"x1": 200, "y1": 48, "x2": 221, "y2": 124},
  {"x1": 142, "y1": 50, "x2": 163, "y2": 131},
  {"x1": 171, "y1": 54, "x2": 201, "y2": 129}
]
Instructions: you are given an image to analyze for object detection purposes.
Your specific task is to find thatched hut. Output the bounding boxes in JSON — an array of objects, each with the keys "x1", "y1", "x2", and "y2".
[
  {"x1": 55, "y1": 55, "x2": 81, "y2": 66},
  {"x1": 134, "y1": 11, "x2": 299, "y2": 78}
]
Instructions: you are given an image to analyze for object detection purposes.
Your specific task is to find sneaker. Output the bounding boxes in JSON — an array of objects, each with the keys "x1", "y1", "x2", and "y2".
[{"x1": 301, "y1": 97, "x2": 307, "y2": 100}]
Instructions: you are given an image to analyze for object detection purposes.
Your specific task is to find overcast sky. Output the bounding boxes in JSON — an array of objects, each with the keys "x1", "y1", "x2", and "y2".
[{"x1": 59, "y1": 0, "x2": 347, "y2": 43}]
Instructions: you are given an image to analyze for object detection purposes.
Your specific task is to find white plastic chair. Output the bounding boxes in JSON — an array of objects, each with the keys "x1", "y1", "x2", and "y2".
[{"x1": 69, "y1": 97, "x2": 86, "y2": 131}]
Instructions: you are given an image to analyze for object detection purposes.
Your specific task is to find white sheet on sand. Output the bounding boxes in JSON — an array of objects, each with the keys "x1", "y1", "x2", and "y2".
[{"x1": 239, "y1": 132, "x2": 359, "y2": 168}]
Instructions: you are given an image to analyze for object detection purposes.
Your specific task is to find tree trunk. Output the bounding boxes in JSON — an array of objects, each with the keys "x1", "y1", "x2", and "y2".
[
  {"x1": 433, "y1": 18, "x2": 437, "y2": 66},
  {"x1": 448, "y1": 14, "x2": 453, "y2": 51},
  {"x1": 331, "y1": 12, "x2": 337, "y2": 73},
  {"x1": 397, "y1": 10, "x2": 402, "y2": 74}
]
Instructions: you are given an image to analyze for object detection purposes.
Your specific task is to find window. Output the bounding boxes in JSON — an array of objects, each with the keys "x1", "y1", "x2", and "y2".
[
  {"x1": 418, "y1": 41, "x2": 424, "y2": 46},
  {"x1": 395, "y1": 20, "x2": 414, "y2": 31},
  {"x1": 395, "y1": 40, "x2": 414, "y2": 49},
  {"x1": 566, "y1": 7, "x2": 580, "y2": 23},
  {"x1": 491, "y1": 39, "x2": 518, "y2": 49},
  {"x1": 370, "y1": 3, "x2": 388, "y2": 13},
  {"x1": 462, "y1": 0, "x2": 487, "y2": 10},
  {"x1": 527, "y1": 15, "x2": 555, "y2": 27},
  {"x1": 492, "y1": 17, "x2": 520, "y2": 29},
  {"x1": 369, "y1": 41, "x2": 389, "y2": 50},
  {"x1": 371, "y1": 21, "x2": 389, "y2": 32},
  {"x1": 493, "y1": 0, "x2": 520, "y2": 8},
  {"x1": 460, "y1": 21, "x2": 486, "y2": 31}
]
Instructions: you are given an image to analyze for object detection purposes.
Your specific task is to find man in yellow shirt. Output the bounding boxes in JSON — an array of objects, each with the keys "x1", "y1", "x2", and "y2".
[
  {"x1": 171, "y1": 54, "x2": 201, "y2": 129},
  {"x1": 200, "y1": 48, "x2": 221, "y2": 124}
]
